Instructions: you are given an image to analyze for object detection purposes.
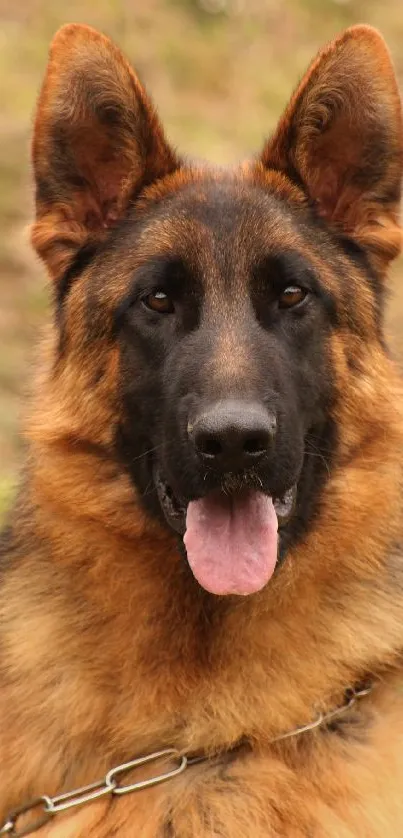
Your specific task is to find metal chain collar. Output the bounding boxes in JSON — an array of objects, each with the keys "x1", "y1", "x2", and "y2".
[{"x1": 0, "y1": 681, "x2": 373, "y2": 837}]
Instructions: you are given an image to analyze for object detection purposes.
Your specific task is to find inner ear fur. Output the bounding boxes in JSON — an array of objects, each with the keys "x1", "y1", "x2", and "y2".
[
  {"x1": 31, "y1": 24, "x2": 178, "y2": 280},
  {"x1": 262, "y1": 25, "x2": 403, "y2": 272}
]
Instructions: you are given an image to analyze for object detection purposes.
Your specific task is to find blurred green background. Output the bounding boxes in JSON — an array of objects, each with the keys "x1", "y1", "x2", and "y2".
[{"x1": 1, "y1": 0, "x2": 403, "y2": 523}]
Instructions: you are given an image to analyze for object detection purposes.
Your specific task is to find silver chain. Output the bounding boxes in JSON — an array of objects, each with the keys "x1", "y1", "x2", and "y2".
[
  {"x1": 269, "y1": 680, "x2": 373, "y2": 744},
  {"x1": 0, "y1": 682, "x2": 373, "y2": 837},
  {"x1": 0, "y1": 750, "x2": 187, "y2": 837}
]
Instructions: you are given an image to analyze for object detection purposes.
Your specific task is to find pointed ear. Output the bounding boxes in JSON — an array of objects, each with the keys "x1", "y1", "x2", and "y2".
[
  {"x1": 262, "y1": 26, "x2": 403, "y2": 271},
  {"x1": 32, "y1": 24, "x2": 178, "y2": 279}
]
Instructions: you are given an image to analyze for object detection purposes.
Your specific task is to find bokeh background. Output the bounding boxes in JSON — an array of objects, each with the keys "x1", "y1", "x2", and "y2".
[{"x1": 1, "y1": 0, "x2": 403, "y2": 522}]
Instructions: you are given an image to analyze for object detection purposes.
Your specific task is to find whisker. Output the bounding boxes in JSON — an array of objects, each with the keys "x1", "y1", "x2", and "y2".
[
  {"x1": 303, "y1": 448, "x2": 331, "y2": 476},
  {"x1": 141, "y1": 480, "x2": 156, "y2": 499},
  {"x1": 127, "y1": 438, "x2": 175, "y2": 465}
]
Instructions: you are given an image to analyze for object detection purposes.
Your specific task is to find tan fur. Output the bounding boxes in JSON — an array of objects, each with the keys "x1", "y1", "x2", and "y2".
[{"x1": 1, "y1": 22, "x2": 403, "y2": 837}]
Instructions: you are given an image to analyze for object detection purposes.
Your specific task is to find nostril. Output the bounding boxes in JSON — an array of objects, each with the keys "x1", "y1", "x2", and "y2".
[
  {"x1": 197, "y1": 434, "x2": 222, "y2": 458},
  {"x1": 243, "y1": 434, "x2": 269, "y2": 456}
]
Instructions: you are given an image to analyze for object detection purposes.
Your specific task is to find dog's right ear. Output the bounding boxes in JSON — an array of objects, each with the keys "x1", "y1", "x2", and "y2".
[
  {"x1": 261, "y1": 26, "x2": 403, "y2": 273},
  {"x1": 32, "y1": 24, "x2": 178, "y2": 280}
]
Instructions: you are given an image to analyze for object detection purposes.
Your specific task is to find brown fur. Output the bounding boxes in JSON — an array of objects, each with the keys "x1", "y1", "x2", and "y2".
[{"x1": 1, "y1": 22, "x2": 403, "y2": 837}]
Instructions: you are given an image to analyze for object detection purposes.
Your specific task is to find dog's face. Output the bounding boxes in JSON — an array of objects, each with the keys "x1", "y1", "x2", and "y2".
[
  {"x1": 31, "y1": 24, "x2": 402, "y2": 595},
  {"x1": 115, "y1": 183, "x2": 335, "y2": 547}
]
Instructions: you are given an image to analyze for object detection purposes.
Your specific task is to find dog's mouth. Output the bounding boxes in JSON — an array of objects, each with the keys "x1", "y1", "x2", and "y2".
[{"x1": 154, "y1": 470, "x2": 296, "y2": 597}]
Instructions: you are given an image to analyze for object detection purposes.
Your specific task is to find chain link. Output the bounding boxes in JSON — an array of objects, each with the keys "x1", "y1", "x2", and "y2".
[
  {"x1": 0, "y1": 798, "x2": 53, "y2": 837},
  {"x1": 270, "y1": 680, "x2": 374, "y2": 744},
  {"x1": 0, "y1": 750, "x2": 187, "y2": 837},
  {"x1": 0, "y1": 683, "x2": 373, "y2": 837}
]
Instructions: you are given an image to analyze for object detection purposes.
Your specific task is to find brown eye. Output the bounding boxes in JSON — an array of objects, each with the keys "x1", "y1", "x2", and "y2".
[
  {"x1": 144, "y1": 290, "x2": 174, "y2": 314},
  {"x1": 278, "y1": 286, "x2": 307, "y2": 309}
]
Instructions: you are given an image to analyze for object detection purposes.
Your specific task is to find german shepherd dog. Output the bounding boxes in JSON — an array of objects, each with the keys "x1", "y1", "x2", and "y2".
[{"x1": 1, "y1": 21, "x2": 403, "y2": 838}]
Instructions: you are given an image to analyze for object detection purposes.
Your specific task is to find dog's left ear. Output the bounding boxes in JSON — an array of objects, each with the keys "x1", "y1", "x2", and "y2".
[
  {"x1": 31, "y1": 24, "x2": 178, "y2": 280},
  {"x1": 262, "y1": 25, "x2": 403, "y2": 271}
]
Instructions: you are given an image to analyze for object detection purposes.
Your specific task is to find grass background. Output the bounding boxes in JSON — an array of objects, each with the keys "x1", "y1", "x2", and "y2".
[{"x1": 1, "y1": 0, "x2": 403, "y2": 523}]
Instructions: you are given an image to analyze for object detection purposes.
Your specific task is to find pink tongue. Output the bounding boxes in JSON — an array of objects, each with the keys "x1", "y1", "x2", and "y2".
[{"x1": 184, "y1": 491, "x2": 278, "y2": 596}]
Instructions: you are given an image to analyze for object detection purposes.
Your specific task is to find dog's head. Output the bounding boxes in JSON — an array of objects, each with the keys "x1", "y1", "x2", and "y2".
[{"x1": 30, "y1": 24, "x2": 402, "y2": 596}]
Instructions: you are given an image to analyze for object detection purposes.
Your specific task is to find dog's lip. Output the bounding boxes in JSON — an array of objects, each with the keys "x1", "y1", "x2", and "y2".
[
  {"x1": 274, "y1": 485, "x2": 297, "y2": 526},
  {"x1": 154, "y1": 468, "x2": 297, "y2": 536},
  {"x1": 154, "y1": 470, "x2": 187, "y2": 535}
]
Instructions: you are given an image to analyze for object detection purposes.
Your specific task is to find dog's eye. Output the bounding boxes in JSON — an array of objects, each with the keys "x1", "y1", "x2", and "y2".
[
  {"x1": 143, "y1": 290, "x2": 174, "y2": 314},
  {"x1": 278, "y1": 286, "x2": 307, "y2": 309}
]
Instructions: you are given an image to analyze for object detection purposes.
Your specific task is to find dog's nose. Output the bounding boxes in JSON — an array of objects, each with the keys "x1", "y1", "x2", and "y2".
[{"x1": 191, "y1": 400, "x2": 276, "y2": 471}]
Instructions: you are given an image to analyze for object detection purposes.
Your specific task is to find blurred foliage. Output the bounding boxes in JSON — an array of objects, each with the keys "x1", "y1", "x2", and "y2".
[{"x1": 1, "y1": 0, "x2": 403, "y2": 524}]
